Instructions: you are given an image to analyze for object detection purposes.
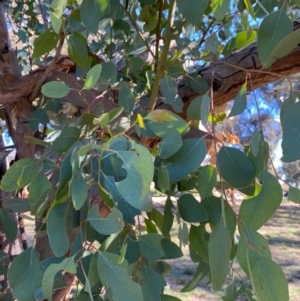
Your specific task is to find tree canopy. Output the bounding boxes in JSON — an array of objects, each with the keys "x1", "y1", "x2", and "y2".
[{"x1": 1, "y1": 0, "x2": 300, "y2": 300}]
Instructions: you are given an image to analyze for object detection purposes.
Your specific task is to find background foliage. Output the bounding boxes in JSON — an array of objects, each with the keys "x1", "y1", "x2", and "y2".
[{"x1": 1, "y1": 0, "x2": 300, "y2": 300}]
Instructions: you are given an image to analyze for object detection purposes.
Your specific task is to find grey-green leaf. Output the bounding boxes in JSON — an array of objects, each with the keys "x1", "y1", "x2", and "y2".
[
  {"x1": 8, "y1": 247, "x2": 42, "y2": 301},
  {"x1": 257, "y1": 10, "x2": 292, "y2": 68},
  {"x1": 197, "y1": 165, "x2": 217, "y2": 198},
  {"x1": 97, "y1": 252, "x2": 143, "y2": 301},
  {"x1": 42, "y1": 257, "x2": 76, "y2": 301},
  {"x1": 177, "y1": 0, "x2": 209, "y2": 25},
  {"x1": 281, "y1": 101, "x2": 300, "y2": 162},
  {"x1": 71, "y1": 171, "x2": 88, "y2": 210},
  {"x1": 141, "y1": 267, "x2": 166, "y2": 301},
  {"x1": 239, "y1": 170, "x2": 282, "y2": 230},
  {"x1": 47, "y1": 203, "x2": 70, "y2": 257},
  {"x1": 118, "y1": 86, "x2": 135, "y2": 115},
  {"x1": 218, "y1": 146, "x2": 255, "y2": 189},
  {"x1": 209, "y1": 217, "x2": 232, "y2": 291},
  {"x1": 227, "y1": 84, "x2": 247, "y2": 118},
  {"x1": 52, "y1": 126, "x2": 81, "y2": 154},
  {"x1": 87, "y1": 206, "x2": 124, "y2": 235},
  {"x1": 158, "y1": 129, "x2": 182, "y2": 159},
  {"x1": 251, "y1": 257, "x2": 289, "y2": 301},
  {"x1": 237, "y1": 227, "x2": 271, "y2": 276},
  {"x1": 33, "y1": 29, "x2": 59, "y2": 57},
  {"x1": 177, "y1": 194, "x2": 208, "y2": 223},
  {"x1": 41, "y1": 81, "x2": 71, "y2": 98},
  {"x1": 83, "y1": 64, "x2": 102, "y2": 90},
  {"x1": 162, "y1": 138, "x2": 206, "y2": 184},
  {"x1": 139, "y1": 233, "x2": 165, "y2": 262}
]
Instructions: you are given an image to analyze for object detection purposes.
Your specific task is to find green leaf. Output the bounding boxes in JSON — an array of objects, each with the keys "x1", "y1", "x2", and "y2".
[
  {"x1": 281, "y1": 101, "x2": 300, "y2": 162},
  {"x1": 162, "y1": 197, "x2": 174, "y2": 237},
  {"x1": 145, "y1": 110, "x2": 189, "y2": 137},
  {"x1": 118, "y1": 86, "x2": 135, "y2": 115},
  {"x1": 237, "y1": 227, "x2": 271, "y2": 276},
  {"x1": 50, "y1": 0, "x2": 67, "y2": 19},
  {"x1": 177, "y1": 0, "x2": 209, "y2": 25},
  {"x1": 162, "y1": 138, "x2": 206, "y2": 184},
  {"x1": 0, "y1": 209, "x2": 17, "y2": 242},
  {"x1": 257, "y1": 10, "x2": 292, "y2": 68},
  {"x1": 8, "y1": 247, "x2": 42, "y2": 301},
  {"x1": 83, "y1": 64, "x2": 102, "y2": 90},
  {"x1": 41, "y1": 81, "x2": 71, "y2": 98},
  {"x1": 212, "y1": 0, "x2": 230, "y2": 20},
  {"x1": 200, "y1": 95, "x2": 210, "y2": 126},
  {"x1": 50, "y1": 11, "x2": 62, "y2": 34},
  {"x1": 1, "y1": 159, "x2": 37, "y2": 191},
  {"x1": 3, "y1": 198, "x2": 30, "y2": 213},
  {"x1": 239, "y1": 170, "x2": 282, "y2": 230},
  {"x1": 71, "y1": 171, "x2": 88, "y2": 210},
  {"x1": 115, "y1": 143, "x2": 154, "y2": 211},
  {"x1": 52, "y1": 126, "x2": 81, "y2": 154},
  {"x1": 187, "y1": 95, "x2": 202, "y2": 120},
  {"x1": 97, "y1": 252, "x2": 143, "y2": 301},
  {"x1": 160, "y1": 75, "x2": 184, "y2": 112},
  {"x1": 189, "y1": 225, "x2": 209, "y2": 262},
  {"x1": 190, "y1": 77, "x2": 210, "y2": 95},
  {"x1": 181, "y1": 261, "x2": 210, "y2": 292},
  {"x1": 47, "y1": 203, "x2": 70, "y2": 257},
  {"x1": 288, "y1": 186, "x2": 300, "y2": 204},
  {"x1": 141, "y1": 267, "x2": 166, "y2": 301},
  {"x1": 29, "y1": 172, "x2": 52, "y2": 210},
  {"x1": 177, "y1": 194, "x2": 208, "y2": 223},
  {"x1": 55, "y1": 154, "x2": 72, "y2": 204},
  {"x1": 29, "y1": 108, "x2": 49, "y2": 132},
  {"x1": 99, "y1": 62, "x2": 118, "y2": 90},
  {"x1": 223, "y1": 31, "x2": 257, "y2": 56},
  {"x1": 68, "y1": 35, "x2": 88, "y2": 69},
  {"x1": 87, "y1": 206, "x2": 124, "y2": 235},
  {"x1": 217, "y1": 146, "x2": 255, "y2": 189},
  {"x1": 42, "y1": 257, "x2": 76, "y2": 301},
  {"x1": 250, "y1": 129, "x2": 260, "y2": 157},
  {"x1": 161, "y1": 238, "x2": 183, "y2": 259},
  {"x1": 197, "y1": 165, "x2": 217, "y2": 198},
  {"x1": 81, "y1": 0, "x2": 100, "y2": 33},
  {"x1": 251, "y1": 257, "x2": 289, "y2": 301},
  {"x1": 227, "y1": 84, "x2": 247, "y2": 118},
  {"x1": 270, "y1": 29, "x2": 300, "y2": 63},
  {"x1": 158, "y1": 129, "x2": 182, "y2": 159},
  {"x1": 139, "y1": 233, "x2": 165, "y2": 262},
  {"x1": 160, "y1": 75, "x2": 177, "y2": 103},
  {"x1": 209, "y1": 217, "x2": 232, "y2": 291},
  {"x1": 33, "y1": 29, "x2": 59, "y2": 57},
  {"x1": 156, "y1": 165, "x2": 170, "y2": 193}
]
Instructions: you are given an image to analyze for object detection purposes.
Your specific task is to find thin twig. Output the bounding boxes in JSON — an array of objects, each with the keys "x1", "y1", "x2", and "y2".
[
  {"x1": 29, "y1": 31, "x2": 65, "y2": 101},
  {"x1": 119, "y1": 3, "x2": 156, "y2": 60},
  {"x1": 38, "y1": 0, "x2": 49, "y2": 29},
  {"x1": 155, "y1": 0, "x2": 164, "y2": 71},
  {"x1": 210, "y1": 57, "x2": 227, "y2": 228}
]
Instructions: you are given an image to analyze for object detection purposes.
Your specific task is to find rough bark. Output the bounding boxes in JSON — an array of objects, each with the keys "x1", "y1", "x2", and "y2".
[{"x1": 0, "y1": 23, "x2": 300, "y2": 115}]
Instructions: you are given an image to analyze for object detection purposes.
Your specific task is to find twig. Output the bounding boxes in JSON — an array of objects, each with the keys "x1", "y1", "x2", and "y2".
[
  {"x1": 147, "y1": 0, "x2": 176, "y2": 112},
  {"x1": 38, "y1": 0, "x2": 49, "y2": 29},
  {"x1": 119, "y1": 3, "x2": 156, "y2": 60},
  {"x1": 29, "y1": 31, "x2": 65, "y2": 101}
]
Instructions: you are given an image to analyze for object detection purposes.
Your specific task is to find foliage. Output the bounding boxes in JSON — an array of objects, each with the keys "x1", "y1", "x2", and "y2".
[{"x1": 1, "y1": 0, "x2": 300, "y2": 300}]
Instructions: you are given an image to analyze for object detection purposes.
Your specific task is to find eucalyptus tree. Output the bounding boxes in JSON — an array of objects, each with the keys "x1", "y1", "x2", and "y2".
[{"x1": 0, "y1": 0, "x2": 300, "y2": 300}]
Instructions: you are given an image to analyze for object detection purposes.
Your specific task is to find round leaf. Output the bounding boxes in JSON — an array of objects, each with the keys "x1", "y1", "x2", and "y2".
[{"x1": 41, "y1": 81, "x2": 71, "y2": 98}]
